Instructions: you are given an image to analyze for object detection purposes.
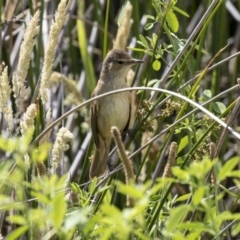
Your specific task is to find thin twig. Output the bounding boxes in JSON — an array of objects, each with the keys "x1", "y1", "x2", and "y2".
[{"x1": 31, "y1": 86, "x2": 240, "y2": 147}]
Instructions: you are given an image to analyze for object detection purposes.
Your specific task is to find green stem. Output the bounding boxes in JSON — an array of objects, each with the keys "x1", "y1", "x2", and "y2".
[{"x1": 103, "y1": 0, "x2": 110, "y2": 57}]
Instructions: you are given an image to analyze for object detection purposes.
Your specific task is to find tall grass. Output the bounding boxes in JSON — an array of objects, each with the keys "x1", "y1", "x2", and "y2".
[{"x1": 1, "y1": 0, "x2": 240, "y2": 239}]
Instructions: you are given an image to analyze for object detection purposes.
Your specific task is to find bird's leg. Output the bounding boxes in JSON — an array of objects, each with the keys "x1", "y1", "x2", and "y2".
[
  {"x1": 122, "y1": 128, "x2": 136, "y2": 142},
  {"x1": 107, "y1": 159, "x2": 115, "y2": 171}
]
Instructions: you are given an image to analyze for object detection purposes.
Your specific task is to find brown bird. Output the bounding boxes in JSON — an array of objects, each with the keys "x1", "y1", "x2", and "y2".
[{"x1": 89, "y1": 49, "x2": 144, "y2": 179}]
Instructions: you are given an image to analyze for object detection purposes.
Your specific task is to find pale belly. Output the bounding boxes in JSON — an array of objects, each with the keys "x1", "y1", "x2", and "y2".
[{"x1": 97, "y1": 93, "x2": 130, "y2": 140}]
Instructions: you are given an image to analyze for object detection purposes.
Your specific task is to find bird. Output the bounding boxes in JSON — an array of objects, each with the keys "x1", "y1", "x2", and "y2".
[{"x1": 89, "y1": 48, "x2": 144, "y2": 179}]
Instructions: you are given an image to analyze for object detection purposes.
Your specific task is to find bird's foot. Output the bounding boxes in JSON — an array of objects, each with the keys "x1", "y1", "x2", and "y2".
[{"x1": 107, "y1": 159, "x2": 115, "y2": 171}]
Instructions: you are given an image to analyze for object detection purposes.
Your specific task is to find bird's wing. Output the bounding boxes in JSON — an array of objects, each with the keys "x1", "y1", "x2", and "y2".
[
  {"x1": 123, "y1": 92, "x2": 132, "y2": 134},
  {"x1": 90, "y1": 99, "x2": 101, "y2": 149}
]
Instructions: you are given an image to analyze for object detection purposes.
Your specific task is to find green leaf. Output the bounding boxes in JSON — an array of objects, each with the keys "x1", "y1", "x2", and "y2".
[
  {"x1": 96, "y1": 185, "x2": 110, "y2": 194},
  {"x1": 216, "y1": 211, "x2": 238, "y2": 222},
  {"x1": 30, "y1": 191, "x2": 50, "y2": 204},
  {"x1": 190, "y1": 43, "x2": 208, "y2": 54},
  {"x1": 212, "y1": 102, "x2": 226, "y2": 114},
  {"x1": 152, "y1": 59, "x2": 161, "y2": 71},
  {"x1": 51, "y1": 192, "x2": 66, "y2": 227},
  {"x1": 136, "y1": 41, "x2": 147, "y2": 48},
  {"x1": 0, "y1": 195, "x2": 23, "y2": 210},
  {"x1": 166, "y1": 205, "x2": 191, "y2": 231},
  {"x1": 176, "y1": 156, "x2": 184, "y2": 165},
  {"x1": 218, "y1": 157, "x2": 239, "y2": 181},
  {"x1": 146, "y1": 36, "x2": 152, "y2": 43},
  {"x1": 147, "y1": 79, "x2": 159, "y2": 87},
  {"x1": 117, "y1": 1, "x2": 128, "y2": 27},
  {"x1": 144, "y1": 49, "x2": 153, "y2": 56},
  {"x1": 178, "y1": 222, "x2": 206, "y2": 230},
  {"x1": 193, "y1": 186, "x2": 205, "y2": 206},
  {"x1": 178, "y1": 135, "x2": 188, "y2": 153},
  {"x1": 174, "y1": 193, "x2": 191, "y2": 203},
  {"x1": 127, "y1": 47, "x2": 145, "y2": 52},
  {"x1": 7, "y1": 215, "x2": 27, "y2": 225},
  {"x1": 219, "y1": 184, "x2": 237, "y2": 198},
  {"x1": 195, "y1": 129, "x2": 203, "y2": 141},
  {"x1": 32, "y1": 143, "x2": 51, "y2": 163},
  {"x1": 0, "y1": 138, "x2": 15, "y2": 152},
  {"x1": 6, "y1": 226, "x2": 28, "y2": 240},
  {"x1": 166, "y1": 10, "x2": 179, "y2": 33},
  {"x1": 115, "y1": 181, "x2": 143, "y2": 199},
  {"x1": 100, "y1": 204, "x2": 122, "y2": 218},
  {"x1": 64, "y1": 208, "x2": 90, "y2": 230},
  {"x1": 171, "y1": 167, "x2": 189, "y2": 182},
  {"x1": 70, "y1": 182, "x2": 81, "y2": 193},
  {"x1": 139, "y1": 34, "x2": 148, "y2": 48},
  {"x1": 172, "y1": 6, "x2": 189, "y2": 18},
  {"x1": 172, "y1": 36, "x2": 184, "y2": 52},
  {"x1": 202, "y1": 89, "x2": 212, "y2": 101},
  {"x1": 144, "y1": 22, "x2": 154, "y2": 30},
  {"x1": 89, "y1": 177, "x2": 97, "y2": 195},
  {"x1": 145, "y1": 14, "x2": 155, "y2": 20},
  {"x1": 152, "y1": 33, "x2": 158, "y2": 48},
  {"x1": 231, "y1": 220, "x2": 240, "y2": 236}
]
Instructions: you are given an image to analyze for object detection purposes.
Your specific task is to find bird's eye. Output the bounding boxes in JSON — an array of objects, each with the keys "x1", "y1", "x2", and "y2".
[{"x1": 117, "y1": 61, "x2": 124, "y2": 65}]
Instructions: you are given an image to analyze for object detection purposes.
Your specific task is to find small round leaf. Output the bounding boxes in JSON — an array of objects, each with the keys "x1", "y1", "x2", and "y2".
[{"x1": 152, "y1": 59, "x2": 161, "y2": 71}]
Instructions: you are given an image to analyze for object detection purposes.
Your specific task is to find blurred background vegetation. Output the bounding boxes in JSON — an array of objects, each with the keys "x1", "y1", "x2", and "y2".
[{"x1": 1, "y1": 0, "x2": 240, "y2": 239}]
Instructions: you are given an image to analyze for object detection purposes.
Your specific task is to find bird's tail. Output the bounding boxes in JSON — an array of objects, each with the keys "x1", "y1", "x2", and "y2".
[{"x1": 89, "y1": 140, "x2": 110, "y2": 179}]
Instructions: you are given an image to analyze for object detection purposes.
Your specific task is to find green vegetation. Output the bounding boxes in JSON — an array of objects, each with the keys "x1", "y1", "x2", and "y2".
[{"x1": 1, "y1": 0, "x2": 240, "y2": 239}]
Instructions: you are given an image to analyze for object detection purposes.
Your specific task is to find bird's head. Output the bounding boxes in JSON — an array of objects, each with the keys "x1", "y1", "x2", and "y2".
[{"x1": 100, "y1": 49, "x2": 144, "y2": 80}]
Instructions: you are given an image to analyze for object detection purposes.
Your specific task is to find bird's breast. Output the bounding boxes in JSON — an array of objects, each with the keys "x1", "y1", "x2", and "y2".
[{"x1": 97, "y1": 92, "x2": 130, "y2": 140}]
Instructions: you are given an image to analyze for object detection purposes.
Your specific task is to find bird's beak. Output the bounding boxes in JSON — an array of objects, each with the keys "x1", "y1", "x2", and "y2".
[
  {"x1": 128, "y1": 59, "x2": 144, "y2": 65},
  {"x1": 133, "y1": 59, "x2": 144, "y2": 64}
]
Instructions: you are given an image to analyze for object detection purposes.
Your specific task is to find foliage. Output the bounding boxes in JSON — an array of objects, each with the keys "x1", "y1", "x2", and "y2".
[{"x1": 1, "y1": 0, "x2": 240, "y2": 239}]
